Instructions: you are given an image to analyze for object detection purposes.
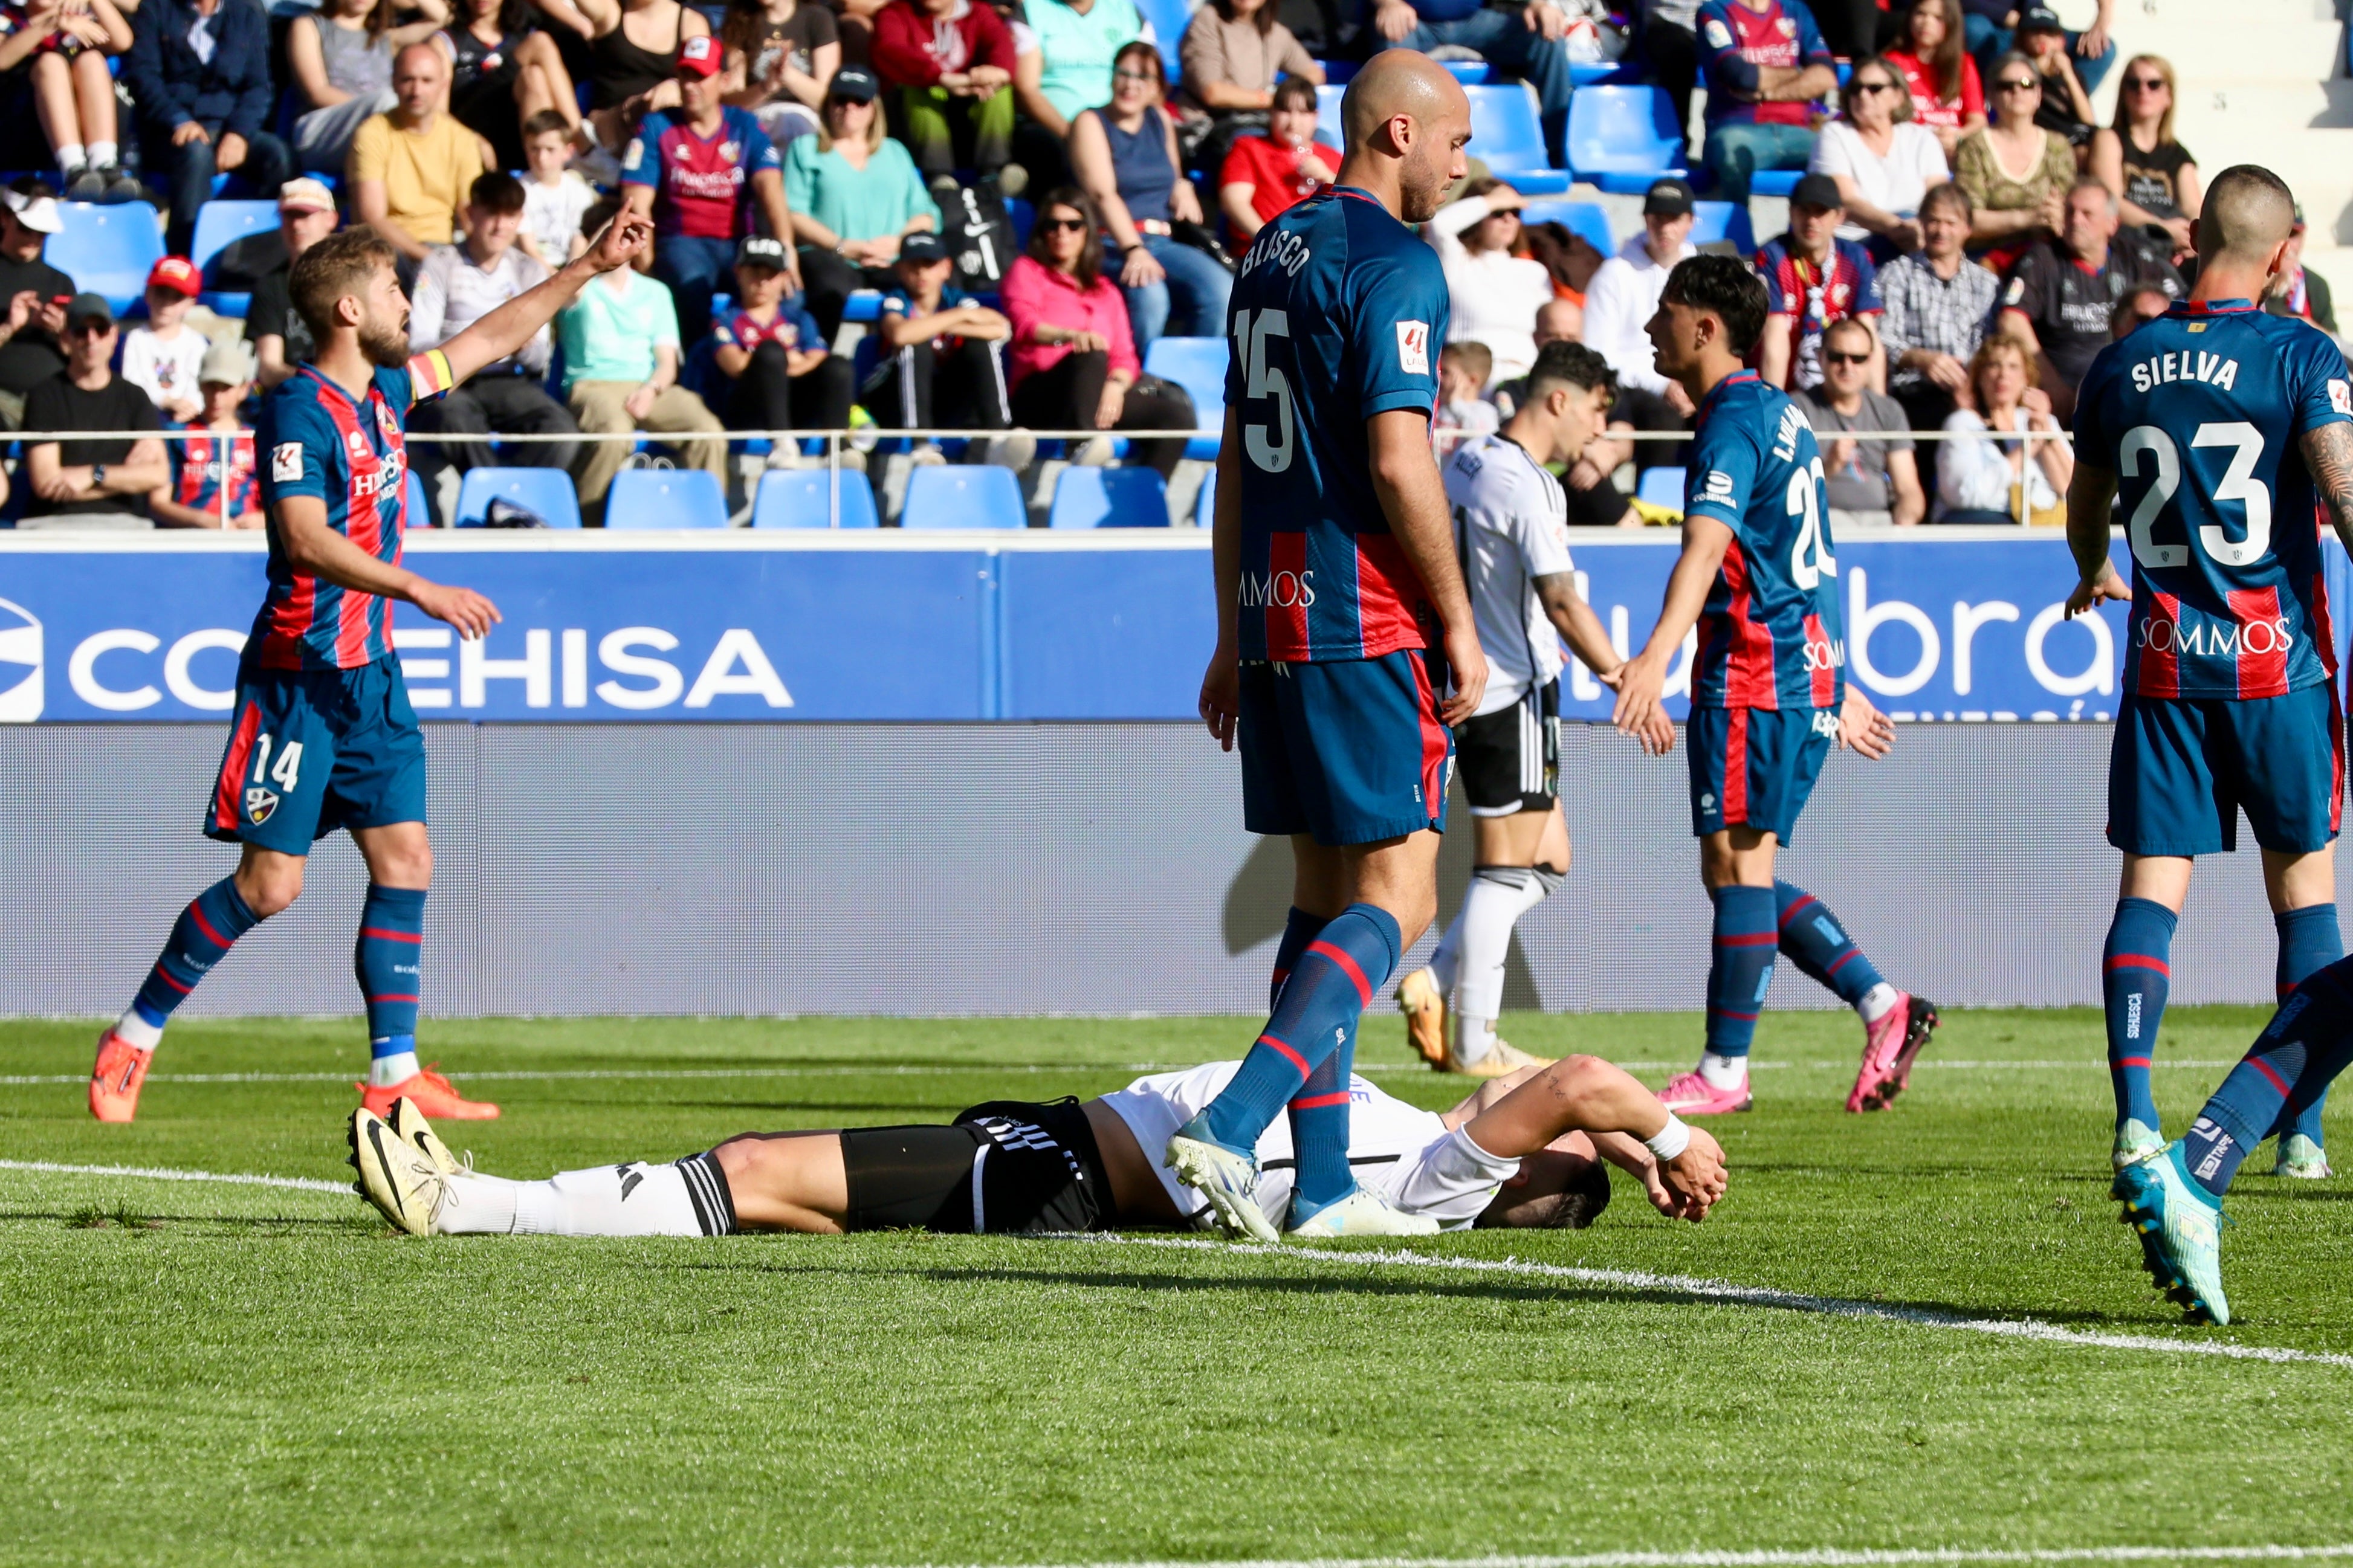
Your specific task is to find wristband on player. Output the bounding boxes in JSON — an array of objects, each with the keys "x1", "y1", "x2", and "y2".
[{"x1": 1645, "y1": 1114, "x2": 1691, "y2": 1162}]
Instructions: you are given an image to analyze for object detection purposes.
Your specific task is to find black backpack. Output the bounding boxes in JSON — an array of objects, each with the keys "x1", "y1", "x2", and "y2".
[{"x1": 945, "y1": 181, "x2": 1020, "y2": 289}]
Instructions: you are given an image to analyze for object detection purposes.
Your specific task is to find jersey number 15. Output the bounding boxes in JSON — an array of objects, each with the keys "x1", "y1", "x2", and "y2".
[{"x1": 1232, "y1": 308, "x2": 1293, "y2": 473}]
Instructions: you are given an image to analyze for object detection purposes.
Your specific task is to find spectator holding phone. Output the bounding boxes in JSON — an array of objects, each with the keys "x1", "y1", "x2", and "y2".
[
  {"x1": 0, "y1": 182, "x2": 73, "y2": 432},
  {"x1": 0, "y1": 0, "x2": 140, "y2": 202}
]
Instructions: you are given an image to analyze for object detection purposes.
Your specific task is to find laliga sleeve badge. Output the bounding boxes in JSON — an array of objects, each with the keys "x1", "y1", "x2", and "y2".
[
  {"x1": 272, "y1": 441, "x2": 303, "y2": 482},
  {"x1": 1397, "y1": 320, "x2": 1430, "y2": 376},
  {"x1": 1703, "y1": 17, "x2": 1732, "y2": 47},
  {"x1": 2004, "y1": 276, "x2": 2025, "y2": 306},
  {"x1": 2331, "y1": 379, "x2": 2350, "y2": 415},
  {"x1": 245, "y1": 786, "x2": 279, "y2": 825}
]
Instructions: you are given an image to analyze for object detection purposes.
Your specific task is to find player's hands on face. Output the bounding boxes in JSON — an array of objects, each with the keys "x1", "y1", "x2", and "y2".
[
  {"x1": 1659, "y1": 1127, "x2": 1727, "y2": 1220},
  {"x1": 1199, "y1": 640, "x2": 1241, "y2": 750},
  {"x1": 1119, "y1": 245, "x2": 1165, "y2": 289},
  {"x1": 410, "y1": 579, "x2": 502, "y2": 640},
  {"x1": 2066, "y1": 561, "x2": 2129, "y2": 617},
  {"x1": 1373, "y1": 0, "x2": 1416, "y2": 40},
  {"x1": 1838, "y1": 685, "x2": 1895, "y2": 759},
  {"x1": 1440, "y1": 621, "x2": 1489, "y2": 726}
]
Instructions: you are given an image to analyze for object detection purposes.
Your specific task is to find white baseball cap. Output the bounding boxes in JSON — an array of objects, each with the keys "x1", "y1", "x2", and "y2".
[{"x1": 4, "y1": 187, "x2": 62, "y2": 236}]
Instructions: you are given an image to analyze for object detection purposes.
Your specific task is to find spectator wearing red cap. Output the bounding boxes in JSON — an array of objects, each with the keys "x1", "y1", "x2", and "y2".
[
  {"x1": 120, "y1": 257, "x2": 208, "y2": 424},
  {"x1": 620, "y1": 34, "x2": 796, "y2": 348}
]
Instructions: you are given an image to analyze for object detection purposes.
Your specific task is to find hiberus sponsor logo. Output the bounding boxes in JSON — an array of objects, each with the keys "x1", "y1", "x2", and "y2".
[
  {"x1": 2134, "y1": 613, "x2": 2295, "y2": 658},
  {"x1": 1239, "y1": 569, "x2": 1316, "y2": 608}
]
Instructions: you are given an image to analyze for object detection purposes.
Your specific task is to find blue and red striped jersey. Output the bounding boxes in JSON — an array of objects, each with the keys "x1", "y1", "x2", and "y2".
[
  {"x1": 1684, "y1": 369, "x2": 1846, "y2": 710},
  {"x1": 2074, "y1": 298, "x2": 2352, "y2": 700},
  {"x1": 620, "y1": 107, "x2": 780, "y2": 241},
  {"x1": 1228, "y1": 186, "x2": 1450, "y2": 663},
  {"x1": 173, "y1": 429, "x2": 258, "y2": 520},
  {"x1": 251, "y1": 350, "x2": 456, "y2": 671},
  {"x1": 1755, "y1": 236, "x2": 1881, "y2": 392}
]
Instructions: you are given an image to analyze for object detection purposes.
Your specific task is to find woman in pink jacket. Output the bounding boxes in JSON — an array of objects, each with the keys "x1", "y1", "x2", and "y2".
[{"x1": 1000, "y1": 187, "x2": 1195, "y2": 477}]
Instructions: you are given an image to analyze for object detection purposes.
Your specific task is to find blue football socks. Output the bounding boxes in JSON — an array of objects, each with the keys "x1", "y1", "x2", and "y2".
[
  {"x1": 2102, "y1": 898, "x2": 2177, "y2": 1131},
  {"x1": 2184, "y1": 960, "x2": 2353, "y2": 1196},
  {"x1": 1203, "y1": 903, "x2": 1401, "y2": 1161},
  {"x1": 1288, "y1": 1030, "x2": 1356, "y2": 1211},
  {"x1": 356, "y1": 885, "x2": 427, "y2": 1085},
  {"x1": 1773, "y1": 880, "x2": 1886, "y2": 1010},
  {"x1": 122, "y1": 876, "x2": 264, "y2": 1044},
  {"x1": 2265, "y1": 903, "x2": 2342, "y2": 1147},
  {"x1": 1704, "y1": 884, "x2": 1779, "y2": 1058},
  {"x1": 1269, "y1": 906, "x2": 1331, "y2": 1012}
]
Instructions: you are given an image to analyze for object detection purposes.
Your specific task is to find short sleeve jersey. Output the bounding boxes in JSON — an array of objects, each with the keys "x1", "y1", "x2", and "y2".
[
  {"x1": 1756, "y1": 236, "x2": 1883, "y2": 392},
  {"x1": 1684, "y1": 369, "x2": 1846, "y2": 710},
  {"x1": 712, "y1": 298, "x2": 826, "y2": 357},
  {"x1": 1228, "y1": 186, "x2": 1449, "y2": 662},
  {"x1": 2002, "y1": 236, "x2": 2183, "y2": 392},
  {"x1": 2073, "y1": 298, "x2": 2352, "y2": 700},
  {"x1": 1443, "y1": 432, "x2": 1573, "y2": 715},
  {"x1": 252, "y1": 351, "x2": 458, "y2": 672},
  {"x1": 621, "y1": 106, "x2": 780, "y2": 240},
  {"x1": 174, "y1": 430, "x2": 259, "y2": 519},
  {"x1": 1697, "y1": 0, "x2": 1833, "y2": 127}
]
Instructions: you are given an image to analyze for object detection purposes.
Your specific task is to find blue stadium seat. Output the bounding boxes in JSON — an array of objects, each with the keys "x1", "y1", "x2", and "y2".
[
  {"x1": 1564, "y1": 85, "x2": 1688, "y2": 195},
  {"x1": 899, "y1": 463, "x2": 1025, "y2": 529},
  {"x1": 1142, "y1": 335, "x2": 1225, "y2": 462},
  {"x1": 1637, "y1": 468, "x2": 1685, "y2": 511},
  {"x1": 404, "y1": 468, "x2": 429, "y2": 525},
  {"x1": 1520, "y1": 200, "x2": 1614, "y2": 257},
  {"x1": 751, "y1": 467, "x2": 881, "y2": 528},
  {"x1": 605, "y1": 468, "x2": 730, "y2": 529},
  {"x1": 455, "y1": 466, "x2": 583, "y2": 528},
  {"x1": 1316, "y1": 84, "x2": 1345, "y2": 145},
  {"x1": 842, "y1": 290, "x2": 885, "y2": 323},
  {"x1": 1194, "y1": 465, "x2": 1215, "y2": 527},
  {"x1": 1439, "y1": 60, "x2": 1491, "y2": 85},
  {"x1": 1048, "y1": 465, "x2": 1168, "y2": 528},
  {"x1": 1131, "y1": 0, "x2": 1192, "y2": 83},
  {"x1": 190, "y1": 199, "x2": 277, "y2": 315},
  {"x1": 1006, "y1": 195, "x2": 1034, "y2": 247},
  {"x1": 1568, "y1": 60, "x2": 1630, "y2": 86},
  {"x1": 1462, "y1": 84, "x2": 1570, "y2": 193},
  {"x1": 48, "y1": 203, "x2": 166, "y2": 315},
  {"x1": 1688, "y1": 199, "x2": 1756, "y2": 256},
  {"x1": 1749, "y1": 169, "x2": 1805, "y2": 199}
]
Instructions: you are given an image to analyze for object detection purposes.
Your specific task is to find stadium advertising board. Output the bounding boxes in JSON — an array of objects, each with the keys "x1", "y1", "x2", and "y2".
[{"x1": 0, "y1": 530, "x2": 2327, "y2": 724}]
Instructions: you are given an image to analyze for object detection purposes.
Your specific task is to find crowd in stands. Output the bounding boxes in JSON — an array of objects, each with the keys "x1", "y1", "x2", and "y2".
[{"x1": 0, "y1": 0, "x2": 2330, "y2": 528}]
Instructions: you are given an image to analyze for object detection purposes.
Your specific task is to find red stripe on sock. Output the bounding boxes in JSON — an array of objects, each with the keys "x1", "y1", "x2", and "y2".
[
  {"x1": 1776, "y1": 894, "x2": 1818, "y2": 930},
  {"x1": 1717, "y1": 932, "x2": 1776, "y2": 947},
  {"x1": 359, "y1": 927, "x2": 424, "y2": 943},
  {"x1": 2104, "y1": 953, "x2": 2171, "y2": 976},
  {"x1": 1258, "y1": 1033, "x2": 1310, "y2": 1077},
  {"x1": 1289, "y1": 1091, "x2": 1350, "y2": 1109},
  {"x1": 2249, "y1": 1056, "x2": 2292, "y2": 1095},
  {"x1": 186, "y1": 900, "x2": 234, "y2": 950},
  {"x1": 366, "y1": 993, "x2": 421, "y2": 1004},
  {"x1": 1305, "y1": 939, "x2": 1373, "y2": 1005},
  {"x1": 151, "y1": 966, "x2": 192, "y2": 995},
  {"x1": 1707, "y1": 1008, "x2": 1760, "y2": 1022},
  {"x1": 1824, "y1": 949, "x2": 1860, "y2": 975},
  {"x1": 2115, "y1": 1056, "x2": 2152, "y2": 1068}
]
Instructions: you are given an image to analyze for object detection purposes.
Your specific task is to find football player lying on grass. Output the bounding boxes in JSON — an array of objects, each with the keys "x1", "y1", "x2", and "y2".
[{"x1": 350, "y1": 1053, "x2": 1727, "y2": 1241}]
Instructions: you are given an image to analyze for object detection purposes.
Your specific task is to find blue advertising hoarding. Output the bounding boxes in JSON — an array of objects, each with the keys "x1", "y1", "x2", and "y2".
[{"x1": 0, "y1": 528, "x2": 2338, "y2": 724}]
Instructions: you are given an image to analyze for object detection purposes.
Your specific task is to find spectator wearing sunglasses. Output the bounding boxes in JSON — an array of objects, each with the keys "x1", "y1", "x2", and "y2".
[
  {"x1": 1807, "y1": 54, "x2": 1948, "y2": 260},
  {"x1": 1795, "y1": 317, "x2": 1923, "y2": 528},
  {"x1": 1755, "y1": 172, "x2": 1885, "y2": 395},
  {"x1": 1957, "y1": 0, "x2": 2115, "y2": 95},
  {"x1": 1425, "y1": 177, "x2": 1556, "y2": 390},
  {"x1": 1953, "y1": 50, "x2": 2074, "y2": 251},
  {"x1": 2015, "y1": 7, "x2": 2092, "y2": 151},
  {"x1": 1070, "y1": 40, "x2": 1231, "y2": 350},
  {"x1": 18, "y1": 294, "x2": 169, "y2": 531},
  {"x1": 2089, "y1": 53, "x2": 2197, "y2": 256}
]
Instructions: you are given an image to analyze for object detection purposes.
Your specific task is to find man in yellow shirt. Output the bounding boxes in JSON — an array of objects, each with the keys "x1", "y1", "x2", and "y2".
[{"x1": 348, "y1": 44, "x2": 485, "y2": 279}]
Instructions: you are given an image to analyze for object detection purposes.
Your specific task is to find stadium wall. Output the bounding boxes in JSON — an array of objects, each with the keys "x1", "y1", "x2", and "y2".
[{"x1": 0, "y1": 718, "x2": 2328, "y2": 1018}]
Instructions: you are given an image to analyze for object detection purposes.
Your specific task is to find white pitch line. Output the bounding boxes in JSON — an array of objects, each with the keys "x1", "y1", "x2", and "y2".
[
  {"x1": 879, "y1": 1549, "x2": 2353, "y2": 1568},
  {"x1": 0, "y1": 1158, "x2": 348, "y2": 1193},
  {"x1": 1075, "y1": 1235, "x2": 2353, "y2": 1372}
]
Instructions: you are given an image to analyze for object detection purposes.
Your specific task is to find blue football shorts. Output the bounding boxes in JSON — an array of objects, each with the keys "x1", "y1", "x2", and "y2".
[
  {"x1": 203, "y1": 654, "x2": 428, "y2": 854},
  {"x1": 1686, "y1": 703, "x2": 1836, "y2": 844},
  {"x1": 1239, "y1": 650, "x2": 1455, "y2": 846},
  {"x1": 2108, "y1": 683, "x2": 2344, "y2": 857}
]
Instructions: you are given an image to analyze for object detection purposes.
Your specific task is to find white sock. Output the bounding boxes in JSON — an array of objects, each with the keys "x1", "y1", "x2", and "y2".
[
  {"x1": 1452, "y1": 865, "x2": 1553, "y2": 1033},
  {"x1": 368, "y1": 1048, "x2": 421, "y2": 1086},
  {"x1": 430, "y1": 1172, "x2": 523, "y2": 1234},
  {"x1": 510, "y1": 1158, "x2": 728, "y2": 1236},
  {"x1": 1455, "y1": 1015, "x2": 1498, "y2": 1066},
  {"x1": 113, "y1": 1009, "x2": 163, "y2": 1050},
  {"x1": 56, "y1": 144, "x2": 84, "y2": 175},
  {"x1": 1699, "y1": 1051, "x2": 1749, "y2": 1089},
  {"x1": 1856, "y1": 982, "x2": 1901, "y2": 1024},
  {"x1": 1428, "y1": 912, "x2": 1464, "y2": 996},
  {"x1": 86, "y1": 141, "x2": 116, "y2": 169}
]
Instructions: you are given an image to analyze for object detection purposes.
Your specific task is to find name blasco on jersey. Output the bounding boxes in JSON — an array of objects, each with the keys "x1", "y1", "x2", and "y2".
[{"x1": 2127, "y1": 349, "x2": 2239, "y2": 395}]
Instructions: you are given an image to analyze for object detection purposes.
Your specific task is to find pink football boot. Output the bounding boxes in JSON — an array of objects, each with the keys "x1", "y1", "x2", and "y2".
[
  {"x1": 1846, "y1": 995, "x2": 1941, "y2": 1112},
  {"x1": 1659, "y1": 1069, "x2": 1753, "y2": 1116}
]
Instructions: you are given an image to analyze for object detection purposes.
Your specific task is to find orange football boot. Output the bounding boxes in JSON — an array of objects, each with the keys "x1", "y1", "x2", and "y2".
[
  {"x1": 358, "y1": 1065, "x2": 500, "y2": 1120},
  {"x1": 89, "y1": 1030, "x2": 154, "y2": 1123}
]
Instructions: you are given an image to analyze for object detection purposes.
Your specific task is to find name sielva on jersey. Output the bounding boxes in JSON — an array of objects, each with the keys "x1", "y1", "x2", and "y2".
[{"x1": 2126, "y1": 349, "x2": 2242, "y2": 395}]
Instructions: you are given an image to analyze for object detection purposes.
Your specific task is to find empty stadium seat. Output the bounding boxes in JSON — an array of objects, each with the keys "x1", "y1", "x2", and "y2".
[
  {"x1": 1520, "y1": 199, "x2": 1614, "y2": 257},
  {"x1": 751, "y1": 467, "x2": 881, "y2": 528},
  {"x1": 1439, "y1": 60, "x2": 1492, "y2": 84},
  {"x1": 842, "y1": 291, "x2": 885, "y2": 323},
  {"x1": 1194, "y1": 465, "x2": 1215, "y2": 527},
  {"x1": 899, "y1": 463, "x2": 1025, "y2": 529},
  {"x1": 1637, "y1": 468, "x2": 1685, "y2": 511},
  {"x1": 404, "y1": 468, "x2": 430, "y2": 525},
  {"x1": 1048, "y1": 465, "x2": 1168, "y2": 528},
  {"x1": 1142, "y1": 335, "x2": 1225, "y2": 462},
  {"x1": 1688, "y1": 199, "x2": 1756, "y2": 256},
  {"x1": 1748, "y1": 169, "x2": 1805, "y2": 199},
  {"x1": 1132, "y1": 0, "x2": 1191, "y2": 82},
  {"x1": 48, "y1": 203, "x2": 166, "y2": 315},
  {"x1": 455, "y1": 467, "x2": 583, "y2": 528},
  {"x1": 605, "y1": 468, "x2": 730, "y2": 529},
  {"x1": 1461, "y1": 84, "x2": 1570, "y2": 193},
  {"x1": 190, "y1": 199, "x2": 277, "y2": 315},
  {"x1": 1564, "y1": 85, "x2": 1688, "y2": 194}
]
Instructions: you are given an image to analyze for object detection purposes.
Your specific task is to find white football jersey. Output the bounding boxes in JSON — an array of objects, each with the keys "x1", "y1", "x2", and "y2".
[
  {"x1": 1443, "y1": 433, "x2": 1576, "y2": 717},
  {"x1": 1099, "y1": 1061, "x2": 1505, "y2": 1230}
]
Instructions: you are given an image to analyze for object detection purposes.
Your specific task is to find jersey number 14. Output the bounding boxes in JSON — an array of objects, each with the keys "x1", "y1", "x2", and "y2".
[
  {"x1": 2120, "y1": 421, "x2": 2271, "y2": 567},
  {"x1": 1232, "y1": 308, "x2": 1293, "y2": 473}
]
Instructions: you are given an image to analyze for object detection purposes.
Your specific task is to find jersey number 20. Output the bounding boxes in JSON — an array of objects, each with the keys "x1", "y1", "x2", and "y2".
[
  {"x1": 1232, "y1": 308, "x2": 1293, "y2": 473},
  {"x1": 2120, "y1": 422, "x2": 2270, "y2": 567},
  {"x1": 1787, "y1": 459, "x2": 1835, "y2": 590}
]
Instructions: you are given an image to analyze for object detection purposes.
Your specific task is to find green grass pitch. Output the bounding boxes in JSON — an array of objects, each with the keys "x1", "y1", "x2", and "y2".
[{"x1": 4, "y1": 1007, "x2": 2352, "y2": 1566}]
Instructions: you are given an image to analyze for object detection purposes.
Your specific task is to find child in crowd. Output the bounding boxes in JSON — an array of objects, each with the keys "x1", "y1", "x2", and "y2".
[
  {"x1": 14, "y1": 0, "x2": 141, "y2": 201},
  {"x1": 863, "y1": 228, "x2": 1017, "y2": 461},
  {"x1": 519, "y1": 110, "x2": 596, "y2": 266},
  {"x1": 1434, "y1": 341, "x2": 1500, "y2": 444},
  {"x1": 148, "y1": 340, "x2": 262, "y2": 530},
  {"x1": 711, "y1": 234, "x2": 853, "y2": 463},
  {"x1": 119, "y1": 257, "x2": 207, "y2": 424}
]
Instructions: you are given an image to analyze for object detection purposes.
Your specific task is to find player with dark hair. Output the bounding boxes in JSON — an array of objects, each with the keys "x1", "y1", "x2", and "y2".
[
  {"x1": 349, "y1": 1048, "x2": 1729, "y2": 1240},
  {"x1": 1174, "y1": 50, "x2": 1490, "y2": 1242},
  {"x1": 87, "y1": 213, "x2": 657, "y2": 1126},
  {"x1": 2062, "y1": 165, "x2": 2353, "y2": 1320},
  {"x1": 1612, "y1": 256, "x2": 1935, "y2": 1118},
  {"x1": 1397, "y1": 341, "x2": 1628, "y2": 1078}
]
